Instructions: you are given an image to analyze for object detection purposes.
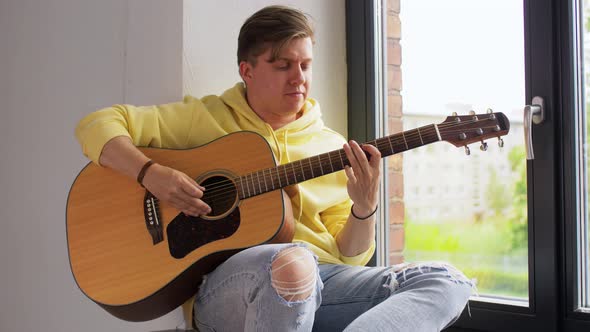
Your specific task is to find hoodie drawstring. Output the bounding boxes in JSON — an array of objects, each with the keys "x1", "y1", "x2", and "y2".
[
  {"x1": 281, "y1": 130, "x2": 304, "y2": 223},
  {"x1": 266, "y1": 124, "x2": 283, "y2": 163}
]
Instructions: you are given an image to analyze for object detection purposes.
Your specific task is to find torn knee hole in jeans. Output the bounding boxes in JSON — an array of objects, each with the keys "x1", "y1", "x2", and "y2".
[
  {"x1": 270, "y1": 246, "x2": 317, "y2": 304},
  {"x1": 383, "y1": 262, "x2": 478, "y2": 293}
]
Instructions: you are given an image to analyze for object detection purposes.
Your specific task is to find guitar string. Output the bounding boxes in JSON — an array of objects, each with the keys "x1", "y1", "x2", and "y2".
[
  {"x1": 148, "y1": 117, "x2": 502, "y2": 207},
  {"x1": 200, "y1": 116, "x2": 497, "y2": 194},
  {"x1": 186, "y1": 119, "x2": 504, "y2": 206},
  {"x1": 197, "y1": 127, "x2": 502, "y2": 206},
  {"x1": 190, "y1": 121, "x2": 504, "y2": 204},
  {"x1": 198, "y1": 117, "x2": 495, "y2": 197}
]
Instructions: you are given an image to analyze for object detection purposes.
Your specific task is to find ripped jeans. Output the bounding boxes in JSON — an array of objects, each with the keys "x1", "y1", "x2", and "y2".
[{"x1": 193, "y1": 243, "x2": 474, "y2": 332}]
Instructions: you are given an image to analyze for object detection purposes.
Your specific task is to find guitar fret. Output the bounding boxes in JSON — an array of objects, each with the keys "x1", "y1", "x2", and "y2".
[
  {"x1": 239, "y1": 177, "x2": 245, "y2": 199},
  {"x1": 253, "y1": 173, "x2": 259, "y2": 195},
  {"x1": 283, "y1": 164, "x2": 288, "y2": 185},
  {"x1": 401, "y1": 131, "x2": 409, "y2": 150},
  {"x1": 387, "y1": 137, "x2": 395, "y2": 154},
  {"x1": 275, "y1": 166, "x2": 283, "y2": 188},
  {"x1": 298, "y1": 160, "x2": 305, "y2": 182},
  {"x1": 257, "y1": 171, "x2": 262, "y2": 194},
  {"x1": 416, "y1": 127, "x2": 424, "y2": 145},
  {"x1": 393, "y1": 135, "x2": 406, "y2": 152},
  {"x1": 250, "y1": 173, "x2": 256, "y2": 196},
  {"x1": 328, "y1": 152, "x2": 334, "y2": 172},
  {"x1": 308, "y1": 158, "x2": 314, "y2": 178},
  {"x1": 290, "y1": 162, "x2": 296, "y2": 183},
  {"x1": 245, "y1": 174, "x2": 251, "y2": 197},
  {"x1": 283, "y1": 165, "x2": 289, "y2": 186},
  {"x1": 338, "y1": 150, "x2": 345, "y2": 168},
  {"x1": 246, "y1": 174, "x2": 252, "y2": 196},
  {"x1": 262, "y1": 170, "x2": 268, "y2": 192}
]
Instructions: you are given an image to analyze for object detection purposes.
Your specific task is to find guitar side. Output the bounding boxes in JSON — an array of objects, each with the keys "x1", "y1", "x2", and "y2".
[{"x1": 66, "y1": 131, "x2": 287, "y2": 321}]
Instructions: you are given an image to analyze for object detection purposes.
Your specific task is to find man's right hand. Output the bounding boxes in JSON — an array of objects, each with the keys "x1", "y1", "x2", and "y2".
[{"x1": 141, "y1": 163, "x2": 211, "y2": 217}]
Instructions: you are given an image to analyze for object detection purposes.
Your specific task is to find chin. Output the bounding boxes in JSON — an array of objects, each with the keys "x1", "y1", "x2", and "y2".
[{"x1": 288, "y1": 105, "x2": 305, "y2": 115}]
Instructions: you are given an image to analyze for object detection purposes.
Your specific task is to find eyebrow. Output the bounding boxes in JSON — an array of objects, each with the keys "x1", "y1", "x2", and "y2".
[{"x1": 271, "y1": 57, "x2": 313, "y2": 63}]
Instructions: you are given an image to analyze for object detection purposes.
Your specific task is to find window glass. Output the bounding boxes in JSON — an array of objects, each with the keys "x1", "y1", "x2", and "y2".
[{"x1": 392, "y1": 0, "x2": 528, "y2": 300}]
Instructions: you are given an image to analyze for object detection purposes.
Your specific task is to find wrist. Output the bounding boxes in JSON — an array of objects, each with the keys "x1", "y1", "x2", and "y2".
[
  {"x1": 351, "y1": 203, "x2": 378, "y2": 220},
  {"x1": 137, "y1": 159, "x2": 157, "y2": 188}
]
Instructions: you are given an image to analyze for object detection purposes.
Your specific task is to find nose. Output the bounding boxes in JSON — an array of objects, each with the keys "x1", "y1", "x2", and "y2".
[{"x1": 289, "y1": 66, "x2": 305, "y2": 86}]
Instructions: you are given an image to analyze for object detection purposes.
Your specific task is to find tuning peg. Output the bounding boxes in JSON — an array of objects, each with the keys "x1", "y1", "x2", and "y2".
[
  {"x1": 498, "y1": 138, "x2": 504, "y2": 147},
  {"x1": 469, "y1": 110, "x2": 476, "y2": 115},
  {"x1": 480, "y1": 141, "x2": 488, "y2": 151},
  {"x1": 465, "y1": 146, "x2": 471, "y2": 155},
  {"x1": 487, "y1": 108, "x2": 493, "y2": 114},
  {"x1": 452, "y1": 112, "x2": 458, "y2": 116}
]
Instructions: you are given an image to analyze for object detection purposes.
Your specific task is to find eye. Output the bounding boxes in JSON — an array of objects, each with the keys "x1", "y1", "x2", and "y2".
[{"x1": 275, "y1": 62, "x2": 289, "y2": 70}]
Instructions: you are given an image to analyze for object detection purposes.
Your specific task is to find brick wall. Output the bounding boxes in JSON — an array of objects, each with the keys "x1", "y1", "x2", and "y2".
[{"x1": 386, "y1": 0, "x2": 405, "y2": 264}]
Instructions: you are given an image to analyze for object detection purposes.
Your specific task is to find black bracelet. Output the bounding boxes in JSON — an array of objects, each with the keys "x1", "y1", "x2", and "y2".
[
  {"x1": 137, "y1": 159, "x2": 156, "y2": 188},
  {"x1": 351, "y1": 204, "x2": 378, "y2": 220}
]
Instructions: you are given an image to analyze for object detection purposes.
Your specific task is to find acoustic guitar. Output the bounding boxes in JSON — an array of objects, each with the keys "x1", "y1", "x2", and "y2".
[{"x1": 66, "y1": 111, "x2": 509, "y2": 321}]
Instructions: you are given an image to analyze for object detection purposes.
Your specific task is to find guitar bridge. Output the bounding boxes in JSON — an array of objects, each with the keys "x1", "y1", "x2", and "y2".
[{"x1": 143, "y1": 191, "x2": 163, "y2": 245}]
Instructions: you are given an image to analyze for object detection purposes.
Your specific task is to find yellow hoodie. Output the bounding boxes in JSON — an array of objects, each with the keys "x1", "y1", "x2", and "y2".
[{"x1": 75, "y1": 82, "x2": 375, "y2": 266}]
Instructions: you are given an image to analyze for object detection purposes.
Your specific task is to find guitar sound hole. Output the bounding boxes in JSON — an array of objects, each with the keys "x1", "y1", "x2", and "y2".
[{"x1": 200, "y1": 175, "x2": 237, "y2": 218}]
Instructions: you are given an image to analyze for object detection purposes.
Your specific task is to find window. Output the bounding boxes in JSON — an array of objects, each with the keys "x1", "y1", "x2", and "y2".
[
  {"x1": 347, "y1": 0, "x2": 590, "y2": 330},
  {"x1": 395, "y1": 0, "x2": 529, "y2": 301}
]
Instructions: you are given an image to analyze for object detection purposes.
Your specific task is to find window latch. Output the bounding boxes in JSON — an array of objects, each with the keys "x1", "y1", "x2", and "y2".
[{"x1": 524, "y1": 96, "x2": 545, "y2": 160}]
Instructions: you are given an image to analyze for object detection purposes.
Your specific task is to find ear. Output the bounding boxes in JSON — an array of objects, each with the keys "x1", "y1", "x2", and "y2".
[{"x1": 239, "y1": 61, "x2": 254, "y2": 83}]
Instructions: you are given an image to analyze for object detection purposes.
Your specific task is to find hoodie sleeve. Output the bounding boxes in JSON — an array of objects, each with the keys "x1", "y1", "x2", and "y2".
[
  {"x1": 320, "y1": 198, "x2": 376, "y2": 266},
  {"x1": 75, "y1": 96, "x2": 223, "y2": 164}
]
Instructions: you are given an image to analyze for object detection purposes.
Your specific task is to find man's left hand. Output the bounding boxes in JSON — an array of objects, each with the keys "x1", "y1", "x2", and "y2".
[{"x1": 343, "y1": 140, "x2": 382, "y2": 218}]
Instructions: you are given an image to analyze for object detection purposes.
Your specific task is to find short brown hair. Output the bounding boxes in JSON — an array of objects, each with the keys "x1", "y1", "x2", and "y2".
[{"x1": 237, "y1": 5, "x2": 315, "y2": 65}]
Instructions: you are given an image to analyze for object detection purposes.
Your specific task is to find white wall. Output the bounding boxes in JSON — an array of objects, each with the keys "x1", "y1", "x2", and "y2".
[
  {"x1": 0, "y1": 1, "x2": 185, "y2": 331},
  {"x1": 0, "y1": 1, "x2": 346, "y2": 331},
  {"x1": 183, "y1": 0, "x2": 347, "y2": 135}
]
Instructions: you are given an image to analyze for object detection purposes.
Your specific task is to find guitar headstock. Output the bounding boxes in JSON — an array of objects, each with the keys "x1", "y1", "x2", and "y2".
[{"x1": 438, "y1": 110, "x2": 510, "y2": 154}]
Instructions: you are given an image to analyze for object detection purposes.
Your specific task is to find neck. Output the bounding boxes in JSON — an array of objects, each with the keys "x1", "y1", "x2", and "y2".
[
  {"x1": 263, "y1": 113, "x2": 298, "y2": 130},
  {"x1": 245, "y1": 92, "x2": 300, "y2": 130}
]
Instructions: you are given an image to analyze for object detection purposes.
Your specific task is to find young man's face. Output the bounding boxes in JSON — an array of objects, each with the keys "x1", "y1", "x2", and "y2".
[{"x1": 240, "y1": 37, "x2": 313, "y2": 125}]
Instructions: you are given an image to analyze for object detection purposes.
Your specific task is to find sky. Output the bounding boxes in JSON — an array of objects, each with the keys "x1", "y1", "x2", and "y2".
[{"x1": 400, "y1": 0, "x2": 525, "y2": 121}]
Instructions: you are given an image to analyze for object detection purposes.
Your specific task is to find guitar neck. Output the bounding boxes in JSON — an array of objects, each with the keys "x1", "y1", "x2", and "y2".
[{"x1": 236, "y1": 124, "x2": 441, "y2": 199}]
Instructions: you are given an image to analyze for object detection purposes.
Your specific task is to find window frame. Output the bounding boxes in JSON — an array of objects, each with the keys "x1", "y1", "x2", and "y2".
[
  {"x1": 343, "y1": 0, "x2": 590, "y2": 330},
  {"x1": 561, "y1": 0, "x2": 590, "y2": 330},
  {"x1": 345, "y1": 0, "x2": 385, "y2": 267}
]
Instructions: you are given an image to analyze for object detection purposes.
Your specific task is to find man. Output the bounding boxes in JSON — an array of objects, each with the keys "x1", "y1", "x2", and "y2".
[{"x1": 76, "y1": 5, "x2": 473, "y2": 331}]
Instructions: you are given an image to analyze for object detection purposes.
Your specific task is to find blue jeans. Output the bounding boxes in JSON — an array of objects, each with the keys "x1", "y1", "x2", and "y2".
[{"x1": 193, "y1": 243, "x2": 474, "y2": 332}]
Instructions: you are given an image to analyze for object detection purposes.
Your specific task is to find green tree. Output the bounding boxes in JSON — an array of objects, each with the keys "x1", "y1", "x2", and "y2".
[
  {"x1": 507, "y1": 146, "x2": 528, "y2": 251},
  {"x1": 485, "y1": 166, "x2": 512, "y2": 216}
]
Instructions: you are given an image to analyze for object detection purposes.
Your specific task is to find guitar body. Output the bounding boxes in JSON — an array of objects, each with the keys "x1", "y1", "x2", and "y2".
[{"x1": 66, "y1": 131, "x2": 290, "y2": 321}]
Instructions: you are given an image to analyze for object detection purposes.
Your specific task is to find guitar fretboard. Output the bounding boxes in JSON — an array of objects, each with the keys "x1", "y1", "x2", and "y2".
[{"x1": 236, "y1": 124, "x2": 440, "y2": 199}]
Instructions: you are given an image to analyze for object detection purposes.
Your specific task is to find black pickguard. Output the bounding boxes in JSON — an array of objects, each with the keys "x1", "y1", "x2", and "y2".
[{"x1": 166, "y1": 208, "x2": 240, "y2": 259}]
